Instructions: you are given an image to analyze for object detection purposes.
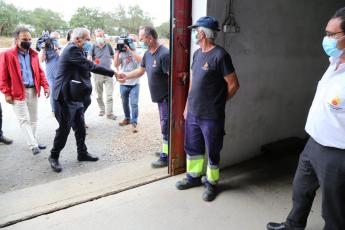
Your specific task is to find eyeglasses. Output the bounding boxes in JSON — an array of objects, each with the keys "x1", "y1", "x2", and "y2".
[{"x1": 325, "y1": 31, "x2": 344, "y2": 38}]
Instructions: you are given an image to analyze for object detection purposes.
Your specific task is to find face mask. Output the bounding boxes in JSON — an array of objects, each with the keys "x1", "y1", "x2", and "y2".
[
  {"x1": 20, "y1": 41, "x2": 31, "y2": 50},
  {"x1": 191, "y1": 30, "x2": 199, "y2": 45},
  {"x1": 83, "y1": 41, "x2": 92, "y2": 53},
  {"x1": 96, "y1": 37, "x2": 104, "y2": 44},
  {"x1": 52, "y1": 39, "x2": 60, "y2": 47},
  {"x1": 140, "y1": 41, "x2": 148, "y2": 49},
  {"x1": 129, "y1": 42, "x2": 136, "y2": 50},
  {"x1": 322, "y1": 36, "x2": 345, "y2": 57}
]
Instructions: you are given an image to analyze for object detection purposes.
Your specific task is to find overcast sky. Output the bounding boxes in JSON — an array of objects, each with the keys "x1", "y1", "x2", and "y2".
[{"x1": 5, "y1": 0, "x2": 171, "y2": 26}]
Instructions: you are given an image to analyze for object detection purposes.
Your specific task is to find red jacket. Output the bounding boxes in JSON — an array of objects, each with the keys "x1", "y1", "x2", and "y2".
[{"x1": 0, "y1": 46, "x2": 49, "y2": 100}]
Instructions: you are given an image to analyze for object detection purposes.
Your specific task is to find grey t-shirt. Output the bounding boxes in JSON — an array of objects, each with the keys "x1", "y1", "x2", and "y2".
[
  {"x1": 90, "y1": 44, "x2": 114, "y2": 68},
  {"x1": 119, "y1": 51, "x2": 140, "y2": 86},
  {"x1": 188, "y1": 45, "x2": 235, "y2": 119},
  {"x1": 140, "y1": 45, "x2": 169, "y2": 103}
]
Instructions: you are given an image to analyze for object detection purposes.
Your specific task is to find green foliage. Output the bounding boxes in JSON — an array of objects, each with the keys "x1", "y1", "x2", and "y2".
[
  {"x1": 70, "y1": 7, "x2": 105, "y2": 34},
  {"x1": 25, "y1": 8, "x2": 67, "y2": 36},
  {"x1": 0, "y1": 0, "x2": 19, "y2": 36},
  {"x1": 0, "y1": 2, "x2": 168, "y2": 40},
  {"x1": 156, "y1": 21, "x2": 170, "y2": 39}
]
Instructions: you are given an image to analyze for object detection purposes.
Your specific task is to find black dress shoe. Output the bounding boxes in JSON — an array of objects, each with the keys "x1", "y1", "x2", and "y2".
[
  {"x1": 266, "y1": 222, "x2": 288, "y2": 230},
  {"x1": 38, "y1": 144, "x2": 47, "y2": 150},
  {"x1": 48, "y1": 156, "x2": 62, "y2": 173},
  {"x1": 0, "y1": 135, "x2": 13, "y2": 145},
  {"x1": 77, "y1": 153, "x2": 99, "y2": 162}
]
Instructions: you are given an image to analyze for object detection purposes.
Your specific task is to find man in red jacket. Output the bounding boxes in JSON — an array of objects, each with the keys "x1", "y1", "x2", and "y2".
[{"x1": 0, "y1": 27, "x2": 49, "y2": 155}]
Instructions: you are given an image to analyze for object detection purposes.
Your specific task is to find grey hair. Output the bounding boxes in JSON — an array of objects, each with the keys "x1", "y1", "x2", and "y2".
[
  {"x1": 71, "y1": 28, "x2": 90, "y2": 42},
  {"x1": 50, "y1": 31, "x2": 60, "y2": 39},
  {"x1": 199, "y1": 27, "x2": 217, "y2": 42}
]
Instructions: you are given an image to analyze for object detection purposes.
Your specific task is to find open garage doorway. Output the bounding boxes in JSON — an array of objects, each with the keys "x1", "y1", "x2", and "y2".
[{"x1": 0, "y1": 0, "x2": 180, "y2": 226}]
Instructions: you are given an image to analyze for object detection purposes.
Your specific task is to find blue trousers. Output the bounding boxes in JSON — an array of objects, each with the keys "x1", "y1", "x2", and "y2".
[
  {"x1": 158, "y1": 98, "x2": 169, "y2": 160},
  {"x1": 184, "y1": 113, "x2": 225, "y2": 185},
  {"x1": 120, "y1": 84, "x2": 140, "y2": 124}
]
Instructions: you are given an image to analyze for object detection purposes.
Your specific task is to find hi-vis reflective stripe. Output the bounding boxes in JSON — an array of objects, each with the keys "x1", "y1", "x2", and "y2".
[
  {"x1": 162, "y1": 141, "x2": 168, "y2": 156},
  {"x1": 206, "y1": 164, "x2": 219, "y2": 184},
  {"x1": 187, "y1": 155, "x2": 204, "y2": 177}
]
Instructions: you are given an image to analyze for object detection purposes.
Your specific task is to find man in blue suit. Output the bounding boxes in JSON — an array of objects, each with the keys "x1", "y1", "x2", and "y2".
[{"x1": 49, "y1": 28, "x2": 116, "y2": 173}]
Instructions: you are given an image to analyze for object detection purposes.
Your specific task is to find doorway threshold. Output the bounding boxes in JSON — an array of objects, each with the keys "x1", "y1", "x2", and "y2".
[{"x1": 0, "y1": 159, "x2": 168, "y2": 228}]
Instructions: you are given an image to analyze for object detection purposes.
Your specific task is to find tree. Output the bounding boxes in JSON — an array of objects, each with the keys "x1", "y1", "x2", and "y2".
[
  {"x1": 0, "y1": 0, "x2": 19, "y2": 36},
  {"x1": 156, "y1": 21, "x2": 170, "y2": 39},
  {"x1": 21, "y1": 8, "x2": 67, "y2": 37},
  {"x1": 70, "y1": 7, "x2": 105, "y2": 35},
  {"x1": 112, "y1": 4, "x2": 153, "y2": 35}
]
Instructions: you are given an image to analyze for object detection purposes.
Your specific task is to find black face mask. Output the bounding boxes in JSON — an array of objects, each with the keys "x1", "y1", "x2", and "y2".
[{"x1": 20, "y1": 41, "x2": 31, "y2": 50}]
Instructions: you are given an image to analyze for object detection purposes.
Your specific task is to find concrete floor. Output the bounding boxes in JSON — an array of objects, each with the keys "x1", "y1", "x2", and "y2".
[{"x1": 2, "y1": 153, "x2": 323, "y2": 230}]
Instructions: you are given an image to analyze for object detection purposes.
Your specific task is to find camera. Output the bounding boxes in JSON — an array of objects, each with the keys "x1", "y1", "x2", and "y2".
[
  {"x1": 36, "y1": 32, "x2": 54, "y2": 51},
  {"x1": 116, "y1": 35, "x2": 135, "y2": 52}
]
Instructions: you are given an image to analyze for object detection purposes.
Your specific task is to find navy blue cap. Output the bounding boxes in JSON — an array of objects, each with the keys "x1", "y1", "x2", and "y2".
[{"x1": 188, "y1": 16, "x2": 220, "y2": 31}]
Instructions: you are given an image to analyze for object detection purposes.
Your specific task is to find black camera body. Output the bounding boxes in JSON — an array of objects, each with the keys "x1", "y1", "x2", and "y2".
[
  {"x1": 116, "y1": 35, "x2": 134, "y2": 52},
  {"x1": 36, "y1": 32, "x2": 54, "y2": 52}
]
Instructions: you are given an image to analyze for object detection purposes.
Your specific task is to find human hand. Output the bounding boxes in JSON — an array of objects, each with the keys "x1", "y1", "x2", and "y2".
[
  {"x1": 5, "y1": 95, "x2": 13, "y2": 104},
  {"x1": 44, "y1": 89, "x2": 50, "y2": 98},
  {"x1": 117, "y1": 72, "x2": 126, "y2": 83}
]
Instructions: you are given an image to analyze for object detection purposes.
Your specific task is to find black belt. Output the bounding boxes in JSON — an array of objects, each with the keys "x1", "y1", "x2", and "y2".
[{"x1": 24, "y1": 84, "x2": 35, "y2": 88}]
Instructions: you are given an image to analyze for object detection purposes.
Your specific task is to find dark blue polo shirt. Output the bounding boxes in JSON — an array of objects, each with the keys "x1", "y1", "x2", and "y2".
[
  {"x1": 140, "y1": 45, "x2": 169, "y2": 103},
  {"x1": 188, "y1": 45, "x2": 235, "y2": 119}
]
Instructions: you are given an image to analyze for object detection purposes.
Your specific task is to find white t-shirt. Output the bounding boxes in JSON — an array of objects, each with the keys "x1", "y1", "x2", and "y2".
[{"x1": 305, "y1": 57, "x2": 345, "y2": 149}]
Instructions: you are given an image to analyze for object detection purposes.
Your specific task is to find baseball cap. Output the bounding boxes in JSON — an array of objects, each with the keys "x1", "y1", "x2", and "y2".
[{"x1": 188, "y1": 16, "x2": 220, "y2": 31}]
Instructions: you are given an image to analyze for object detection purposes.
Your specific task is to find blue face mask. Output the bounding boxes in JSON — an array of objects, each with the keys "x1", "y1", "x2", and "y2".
[
  {"x1": 52, "y1": 39, "x2": 60, "y2": 47},
  {"x1": 83, "y1": 41, "x2": 92, "y2": 53},
  {"x1": 139, "y1": 41, "x2": 148, "y2": 49},
  {"x1": 322, "y1": 36, "x2": 344, "y2": 57}
]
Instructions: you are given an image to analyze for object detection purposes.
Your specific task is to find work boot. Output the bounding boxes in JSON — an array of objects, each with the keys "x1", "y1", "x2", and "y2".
[
  {"x1": 202, "y1": 184, "x2": 217, "y2": 202},
  {"x1": 175, "y1": 178, "x2": 202, "y2": 190},
  {"x1": 266, "y1": 222, "x2": 289, "y2": 230},
  {"x1": 0, "y1": 135, "x2": 13, "y2": 145},
  {"x1": 119, "y1": 118, "x2": 130, "y2": 126},
  {"x1": 151, "y1": 158, "x2": 168, "y2": 168}
]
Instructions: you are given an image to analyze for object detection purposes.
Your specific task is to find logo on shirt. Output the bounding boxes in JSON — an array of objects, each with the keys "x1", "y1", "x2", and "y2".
[
  {"x1": 328, "y1": 95, "x2": 344, "y2": 111},
  {"x1": 202, "y1": 62, "x2": 209, "y2": 71},
  {"x1": 152, "y1": 59, "x2": 157, "y2": 68}
]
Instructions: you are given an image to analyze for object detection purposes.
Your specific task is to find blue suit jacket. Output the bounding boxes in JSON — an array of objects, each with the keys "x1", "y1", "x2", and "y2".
[{"x1": 54, "y1": 43, "x2": 114, "y2": 101}]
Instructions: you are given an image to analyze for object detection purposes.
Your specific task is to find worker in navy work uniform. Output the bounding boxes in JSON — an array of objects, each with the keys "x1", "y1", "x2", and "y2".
[
  {"x1": 175, "y1": 16, "x2": 240, "y2": 202},
  {"x1": 117, "y1": 25, "x2": 170, "y2": 168},
  {"x1": 267, "y1": 7, "x2": 345, "y2": 230}
]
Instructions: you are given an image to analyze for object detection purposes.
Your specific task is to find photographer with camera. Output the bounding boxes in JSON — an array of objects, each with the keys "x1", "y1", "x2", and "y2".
[
  {"x1": 88, "y1": 28, "x2": 116, "y2": 120},
  {"x1": 38, "y1": 31, "x2": 61, "y2": 113},
  {"x1": 114, "y1": 34, "x2": 142, "y2": 133}
]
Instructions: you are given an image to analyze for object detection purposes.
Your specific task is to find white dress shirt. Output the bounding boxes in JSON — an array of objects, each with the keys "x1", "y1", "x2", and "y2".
[{"x1": 305, "y1": 57, "x2": 345, "y2": 149}]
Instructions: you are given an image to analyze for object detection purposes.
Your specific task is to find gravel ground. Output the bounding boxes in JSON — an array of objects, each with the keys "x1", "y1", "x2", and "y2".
[{"x1": 0, "y1": 74, "x2": 164, "y2": 193}]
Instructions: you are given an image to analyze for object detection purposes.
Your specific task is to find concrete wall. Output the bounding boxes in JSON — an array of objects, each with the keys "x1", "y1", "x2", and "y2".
[{"x1": 195, "y1": 0, "x2": 345, "y2": 167}]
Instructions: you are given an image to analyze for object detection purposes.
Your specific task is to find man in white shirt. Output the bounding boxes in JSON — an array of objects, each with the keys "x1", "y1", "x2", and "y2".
[{"x1": 267, "y1": 7, "x2": 345, "y2": 230}]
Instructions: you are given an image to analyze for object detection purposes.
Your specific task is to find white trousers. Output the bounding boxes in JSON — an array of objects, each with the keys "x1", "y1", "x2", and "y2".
[{"x1": 13, "y1": 88, "x2": 39, "y2": 149}]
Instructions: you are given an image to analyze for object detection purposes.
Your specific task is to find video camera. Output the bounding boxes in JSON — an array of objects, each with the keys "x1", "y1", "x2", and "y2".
[
  {"x1": 116, "y1": 35, "x2": 135, "y2": 52},
  {"x1": 36, "y1": 32, "x2": 54, "y2": 52}
]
